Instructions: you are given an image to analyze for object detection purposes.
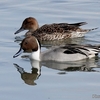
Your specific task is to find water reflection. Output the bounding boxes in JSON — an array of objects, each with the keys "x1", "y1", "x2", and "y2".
[
  {"x1": 14, "y1": 57, "x2": 100, "y2": 85},
  {"x1": 13, "y1": 60, "x2": 41, "y2": 86},
  {"x1": 14, "y1": 35, "x2": 100, "y2": 48},
  {"x1": 43, "y1": 58, "x2": 100, "y2": 72},
  {"x1": 14, "y1": 35, "x2": 85, "y2": 46}
]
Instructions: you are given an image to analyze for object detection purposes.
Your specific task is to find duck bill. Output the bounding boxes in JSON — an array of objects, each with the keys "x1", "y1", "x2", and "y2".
[
  {"x1": 14, "y1": 27, "x2": 24, "y2": 34},
  {"x1": 13, "y1": 47, "x2": 24, "y2": 58}
]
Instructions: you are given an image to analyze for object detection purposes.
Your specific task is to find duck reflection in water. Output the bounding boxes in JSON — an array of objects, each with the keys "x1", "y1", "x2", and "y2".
[
  {"x1": 42, "y1": 58, "x2": 100, "y2": 73},
  {"x1": 14, "y1": 56, "x2": 100, "y2": 86},
  {"x1": 14, "y1": 60, "x2": 41, "y2": 86},
  {"x1": 14, "y1": 57, "x2": 100, "y2": 85}
]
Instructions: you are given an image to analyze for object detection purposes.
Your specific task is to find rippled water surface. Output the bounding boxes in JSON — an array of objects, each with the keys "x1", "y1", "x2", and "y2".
[{"x1": 0, "y1": 0, "x2": 100, "y2": 100}]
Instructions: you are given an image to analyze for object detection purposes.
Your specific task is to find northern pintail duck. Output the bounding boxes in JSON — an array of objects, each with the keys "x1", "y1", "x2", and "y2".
[
  {"x1": 13, "y1": 36, "x2": 100, "y2": 62},
  {"x1": 14, "y1": 17, "x2": 97, "y2": 41}
]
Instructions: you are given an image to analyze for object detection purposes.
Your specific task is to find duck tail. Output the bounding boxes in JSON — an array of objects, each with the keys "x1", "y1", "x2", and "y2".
[
  {"x1": 93, "y1": 45, "x2": 100, "y2": 51},
  {"x1": 70, "y1": 22, "x2": 87, "y2": 26},
  {"x1": 86, "y1": 27, "x2": 98, "y2": 32},
  {"x1": 97, "y1": 45, "x2": 100, "y2": 50}
]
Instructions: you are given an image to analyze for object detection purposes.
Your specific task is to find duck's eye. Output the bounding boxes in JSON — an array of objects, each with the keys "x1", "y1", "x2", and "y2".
[
  {"x1": 30, "y1": 22, "x2": 34, "y2": 25},
  {"x1": 25, "y1": 42, "x2": 27, "y2": 45}
]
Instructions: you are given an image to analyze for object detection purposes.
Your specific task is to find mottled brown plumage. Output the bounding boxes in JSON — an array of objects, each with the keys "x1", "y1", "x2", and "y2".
[{"x1": 14, "y1": 17, "x2": 98, "y2": 41}]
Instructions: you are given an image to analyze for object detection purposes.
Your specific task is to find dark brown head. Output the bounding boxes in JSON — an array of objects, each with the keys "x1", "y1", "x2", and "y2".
[
  {"x1": 21, "y1": 36, "x2": 39, "y2": 52},
  {"x1": 14, "y1": 17, "x2": 39, "y2": 34},
  {"x1": 13, "y1": 36, "x2": 41, "y2": 58}
]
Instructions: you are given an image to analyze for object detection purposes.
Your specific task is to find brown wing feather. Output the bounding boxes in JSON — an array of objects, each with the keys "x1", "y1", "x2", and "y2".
[
  {"x1": 31, "y1": 22, "x2": 87, "y2": 40},
  {"x1": 32, "y1": 23, "x2": 81, "y2": 35}
]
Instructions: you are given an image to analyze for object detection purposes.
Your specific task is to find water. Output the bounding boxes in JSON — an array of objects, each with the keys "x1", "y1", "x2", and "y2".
[{"x1": 0, "y1": 0, "x2": 100, "y2": 100}]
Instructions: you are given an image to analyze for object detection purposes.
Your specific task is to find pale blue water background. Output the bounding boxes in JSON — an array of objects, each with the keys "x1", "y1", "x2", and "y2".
[{"x1": 0, "y1": 0, "x2": 100, "y2": 100}]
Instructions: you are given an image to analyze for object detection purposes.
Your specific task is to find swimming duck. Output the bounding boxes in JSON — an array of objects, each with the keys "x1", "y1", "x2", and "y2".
[
  {"x1": 13, "y1": 36, "x2": 100, "y2": 62},
  {"x1": 14, "y1": 17, "x2": 97, "y2": 41}
]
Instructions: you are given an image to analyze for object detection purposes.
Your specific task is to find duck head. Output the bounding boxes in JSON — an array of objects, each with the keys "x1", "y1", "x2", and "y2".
[
  {"x1": 13, "y1": 36, "x2": 41, "y2": 60},
  {"x1": 14, "y1": 17, "x2": 39, "y2": 34}
]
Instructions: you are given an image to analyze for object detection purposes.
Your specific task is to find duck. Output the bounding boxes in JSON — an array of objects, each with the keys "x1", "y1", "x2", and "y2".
[
  {"x1": 13, "y1": 36, "x2": 100, "y2": 62},
  {"x1": 14, "y1": 17, "x2": 97, "y2": 41}
]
